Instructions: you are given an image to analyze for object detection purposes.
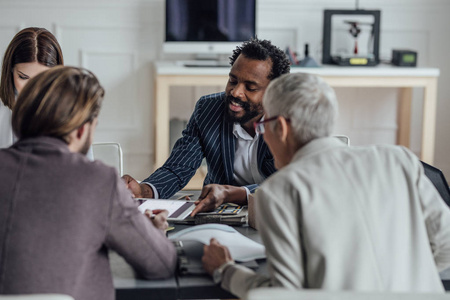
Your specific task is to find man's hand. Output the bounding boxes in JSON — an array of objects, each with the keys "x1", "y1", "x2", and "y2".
[
  {"x1": 191, "y1": 184, "x2": 226, "y2": 216},
  {"x1": 202, "y1": 238, "x2": 233, "y2": 275},
  {"x1": 190, "y1": 184, "x2": 247, "y2": 216},
  {"x1": 122, "y1": 174, "x2": 154, "y2": 198},
  {"x1": 145, "y1": 209, "x2": 169, "y2": 231}
]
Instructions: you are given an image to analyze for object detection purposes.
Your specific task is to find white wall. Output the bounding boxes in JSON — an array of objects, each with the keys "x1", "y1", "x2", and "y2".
[{"x1": 1, "y1": 0, "x2": 449, "y2": 180}]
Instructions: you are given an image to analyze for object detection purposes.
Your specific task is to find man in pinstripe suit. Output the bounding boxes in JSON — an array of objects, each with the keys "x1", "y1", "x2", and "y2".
[{"x1": 123, "y1": 38, "x2": 290, "y2": 215}]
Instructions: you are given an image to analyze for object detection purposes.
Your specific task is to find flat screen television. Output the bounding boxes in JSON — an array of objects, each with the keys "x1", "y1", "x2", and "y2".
[{"x1": 164, "y1": 0, "x2": 256, "y2": 56}]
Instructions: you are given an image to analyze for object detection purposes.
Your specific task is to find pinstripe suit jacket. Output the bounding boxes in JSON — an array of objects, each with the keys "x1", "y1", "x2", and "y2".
[{"x1": 143, "y1": 92, "x2": 277, "y2": 199}]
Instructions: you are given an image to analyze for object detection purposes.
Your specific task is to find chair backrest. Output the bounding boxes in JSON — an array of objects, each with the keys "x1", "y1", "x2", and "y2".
[
  {"x1": 422, "y1": 161, "x2": 450, "y2": 207},
  {"x1": 334, "y1": 135, "x2": 350, "y2": 146},
  {"x1": 0, "y1": 295, "x2": 74, "y2": 300},
  {"x1": 92, "y1": 142, "x2": 124, "y2": 176},
  {"x1": 246, "y1": 288, "x2": 450, "y2": 300}
]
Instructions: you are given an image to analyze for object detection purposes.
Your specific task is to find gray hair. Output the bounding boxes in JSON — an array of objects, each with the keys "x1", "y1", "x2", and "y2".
[{"x1": 263, "y1": 73, "x2": 338, "y2": 146}]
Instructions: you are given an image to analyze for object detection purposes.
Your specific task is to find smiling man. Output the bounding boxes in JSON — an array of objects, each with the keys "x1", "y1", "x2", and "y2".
[{"x1": 123, "y1": 38, "x2": 290, "y2": 215}]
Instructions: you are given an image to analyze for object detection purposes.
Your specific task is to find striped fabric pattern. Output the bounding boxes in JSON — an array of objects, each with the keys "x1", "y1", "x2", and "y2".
[{"x1": 144, "y1": 92, "x2": 276, "y2": 199}]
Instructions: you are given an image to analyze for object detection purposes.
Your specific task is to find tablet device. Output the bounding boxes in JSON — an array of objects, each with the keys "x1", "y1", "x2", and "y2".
[{"x1": 137, "y1": 198, "x2": 196, "y2": 221}]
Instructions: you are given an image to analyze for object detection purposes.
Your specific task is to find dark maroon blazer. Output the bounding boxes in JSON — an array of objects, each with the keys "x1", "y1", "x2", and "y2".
[{"x1": 0, "y1": 137, "x2": 177, "y2": 300}]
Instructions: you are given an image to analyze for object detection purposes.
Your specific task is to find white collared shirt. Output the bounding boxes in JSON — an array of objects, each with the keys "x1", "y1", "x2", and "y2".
[{"x1": 232, "y1": 122, "x2": 265, "y2": 186}]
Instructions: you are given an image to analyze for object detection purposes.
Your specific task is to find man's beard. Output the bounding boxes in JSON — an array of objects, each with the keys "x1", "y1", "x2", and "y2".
[{"x1": 224, "y1": 95, "x2": 263, "y2": 125}]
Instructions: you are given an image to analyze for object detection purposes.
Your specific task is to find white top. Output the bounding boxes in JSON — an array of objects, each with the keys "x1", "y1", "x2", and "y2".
[
  {"x1": 0, "y1": 101, "x2": 14, "y2": 148},
  {"x1": 222, "y1": 137, "x2": 450, "y2": 298},
  {"x1": 232, "y1": 122, "x2": 264, "y2": 186}
]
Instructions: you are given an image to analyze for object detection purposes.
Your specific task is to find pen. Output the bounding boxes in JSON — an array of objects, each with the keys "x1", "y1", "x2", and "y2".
[
  {"x1": 165, "y1": 226, "x2": 175, "y2": 237},
  {"x1": 177, "y1": 194, "x2": 194, "y2": 200},
  {"x1": 145, "y1": 210, "x2": 156, "y2": 219}
]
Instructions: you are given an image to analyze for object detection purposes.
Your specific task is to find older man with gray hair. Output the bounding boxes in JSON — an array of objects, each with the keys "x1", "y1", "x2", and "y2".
[{"x1": 202, "y1": 72, "x2": 450, "y2": 298}]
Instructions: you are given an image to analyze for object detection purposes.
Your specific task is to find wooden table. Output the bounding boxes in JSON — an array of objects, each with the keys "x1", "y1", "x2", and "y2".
[{"x1": 154, "y1": 62, "x2": 439, "y2": 168}]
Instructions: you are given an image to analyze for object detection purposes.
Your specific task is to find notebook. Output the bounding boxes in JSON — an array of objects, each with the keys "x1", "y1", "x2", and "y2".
[
  {"x1": 173, "y1": 206, "x2": 248, "y2": 226},
  {"x1": 170, "y1": 224, "x2": 265, "y2": 275},
  {"x1": 137, "y1": 198, "x2": 196, "y2": 221},
  {"x1": 169, "y1": 223, "x2": 265, "y2": 262},
  {"x1": 196, "y1": 203, "x2": 244, "y2": 215}
]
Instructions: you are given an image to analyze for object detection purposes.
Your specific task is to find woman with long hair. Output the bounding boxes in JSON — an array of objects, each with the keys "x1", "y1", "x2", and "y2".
[{"x1": 0, "y1": 27, "x2": 64, "y2": 148}]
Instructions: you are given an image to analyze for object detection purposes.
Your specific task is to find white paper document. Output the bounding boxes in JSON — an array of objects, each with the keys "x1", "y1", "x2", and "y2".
[
  {"x1": 137, "y1": 199, "x2": 195, "y2": 221},
  {"x1": 169, "y1": 223, "x2": 266, "y2": 262}
]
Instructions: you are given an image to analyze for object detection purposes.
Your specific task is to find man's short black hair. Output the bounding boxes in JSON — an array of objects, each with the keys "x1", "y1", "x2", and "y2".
[{"x1": 229, "y1": 37, "x2": 290, "y2": 80}]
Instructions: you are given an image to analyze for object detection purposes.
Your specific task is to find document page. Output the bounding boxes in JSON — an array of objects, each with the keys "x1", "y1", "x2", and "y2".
[
  {"x1": 169, "y1": 223, "x2": 265, "y2": 262},
  {"x1": 137, "y1": 199, "x2": 195, "y2": 220}
]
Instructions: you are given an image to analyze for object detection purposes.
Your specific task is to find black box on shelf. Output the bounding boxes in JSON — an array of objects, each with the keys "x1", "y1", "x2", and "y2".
[{"x1": 392, "y1": 49, "x2": 417, "y2": 67}]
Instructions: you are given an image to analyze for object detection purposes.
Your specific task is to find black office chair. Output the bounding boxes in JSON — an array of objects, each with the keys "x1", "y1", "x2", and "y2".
[{"x1": 421, "y1": 161, "x2": 450, "y2": 208}]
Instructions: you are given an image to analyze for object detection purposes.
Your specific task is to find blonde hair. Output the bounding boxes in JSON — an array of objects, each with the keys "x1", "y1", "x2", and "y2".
[{"x1": 12, "y1": 66, "x2": 104, "y2": 142}]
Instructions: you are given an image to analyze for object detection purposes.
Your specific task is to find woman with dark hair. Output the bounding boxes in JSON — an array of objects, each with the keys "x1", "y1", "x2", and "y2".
[{"x1": 0, "y1": 27, "x2": 64, "y2": 148}]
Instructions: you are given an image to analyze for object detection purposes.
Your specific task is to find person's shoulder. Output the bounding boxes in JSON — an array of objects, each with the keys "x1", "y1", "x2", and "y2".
[
  {"x1": 0, "y1": 100, "x2": 12, "y2": 118},
  {"x1": 344, "y1": 143, "x2": 421, "y2": 177},
  {"x1": 197, "y1": 92, "x2": 225, "y2": 106},
  {"x1": 194, "y1": 92, "x2": 226, "y2": 115},
  {"x1": 88, "y1": 159, "x2": 118, "y2": 178},
  {"x1": 70, "y1": 154, "x2": 119, "y2": 183},
  {"x1": 258, "y1": 163, "x2": 302, "y2": 199},
  {"x1": 369, "y1": 144, "x2": 418, "y2": 163}
]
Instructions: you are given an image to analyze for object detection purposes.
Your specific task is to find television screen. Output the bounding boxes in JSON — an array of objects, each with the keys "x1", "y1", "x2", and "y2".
[{"x1": 165, "y1": 0, "x2": 256, "y2": 43}]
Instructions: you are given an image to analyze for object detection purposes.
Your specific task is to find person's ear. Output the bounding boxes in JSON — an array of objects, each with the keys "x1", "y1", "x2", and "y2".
[
  {"x1": 67, "y1": 122, "x2": 92, "y2": 153},
  {"x1": 75, "y1": 123, "x2": 86, "y2": 139},
  {"x1": 275, "y1": 116, "x2": 290, "y2": 143}
]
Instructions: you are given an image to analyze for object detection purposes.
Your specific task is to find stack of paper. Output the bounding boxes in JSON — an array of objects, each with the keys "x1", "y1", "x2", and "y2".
[{"x1": 169, "y1": 224, "x2": 265, "y2": 262}]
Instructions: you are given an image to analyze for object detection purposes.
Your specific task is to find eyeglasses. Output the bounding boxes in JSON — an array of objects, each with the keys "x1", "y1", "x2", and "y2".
[{"x1": 254, "y1": 116, "x2": 290, "y2": 134}]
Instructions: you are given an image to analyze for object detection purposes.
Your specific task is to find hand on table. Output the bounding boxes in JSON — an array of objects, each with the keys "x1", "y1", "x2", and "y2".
[
  {"x1": 202, "y1": 238, "x2": 233, "y2": 276},
  {"x1": 145, "y1": 209, "x2": 169, "y2": 231},
  {"x1": 190, "y1": 184, "x2": 248, "y2": 216},
  {"x1": 190, "y1": 184, "x2": 225, "y2": 216},
  {"x1": 122, "y1": 174, "x2": 154, "y2": 198}
]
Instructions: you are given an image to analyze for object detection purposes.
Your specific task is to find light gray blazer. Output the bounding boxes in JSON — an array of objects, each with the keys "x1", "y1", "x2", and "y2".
[
  {"x1": 222, "y1": 137, "x2": 450, "y2": 298},
  {"x1": 0, "y1": 137, "x2": 177, "y2": 300}
]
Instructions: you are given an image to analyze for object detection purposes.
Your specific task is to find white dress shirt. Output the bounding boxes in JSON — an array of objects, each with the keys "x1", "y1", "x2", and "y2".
[{"x1": 232, "y1": 122, "x2": 265, "y2": 186}]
